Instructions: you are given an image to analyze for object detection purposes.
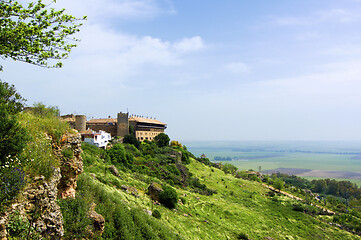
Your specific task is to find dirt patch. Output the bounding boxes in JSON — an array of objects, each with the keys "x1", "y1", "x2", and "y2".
[{"x1": 263, "y1": 168, "x2": 361, "y2": 180}]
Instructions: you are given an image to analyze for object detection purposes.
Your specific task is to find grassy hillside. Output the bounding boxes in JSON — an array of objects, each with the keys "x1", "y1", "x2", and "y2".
[
  {"x1": 67, "y1": 142, "x2": 360, "y2": 240},
  {"x1": 2, "y1": 105, "x2": 359, "y2": 239}
]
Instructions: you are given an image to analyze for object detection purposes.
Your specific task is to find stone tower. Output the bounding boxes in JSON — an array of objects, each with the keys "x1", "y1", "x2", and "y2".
[
  {"x1": 75, "y1": 115, "x2": 86, "y2": 132},
  {"x1": 117, "y1": 112, "x2": 129, "y2": 137}
]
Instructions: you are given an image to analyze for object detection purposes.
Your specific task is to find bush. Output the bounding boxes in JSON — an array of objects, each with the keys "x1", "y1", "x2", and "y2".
[
  {"x1": 0, "y1": 108, "x2": 29, "y2": 164},
  {"x1": 0, "y1": 163, "x2": 27, "y2": 207},
  {"x1": 154, "y1": 133, "x2": 170, "y2": 148},
  {"x1": 106, "y1": 144, "x2": 134, "y2": 169},
  {"x1": 159, "y1": 186, "x2": 178, "y2": 209},
  {"x1": 222, "y1": 163, "x2": 238, "y2": 175},
  {"x1": 58, "y1": 194, "x2": 92, "y2": 239},
  {"x1": 170, "y1": 141, "x2": 182, "y2": 148},
  {"x1": 181, "y1": 151, "x2": 190, "y2": 164},
  {"x1": 152, "y1": 209, "x2": 161, "y2": 219},
  {"x1": 6, "y1": 211, "x2": 39, "y2": 239},
  {"x1": 123, "y1": 134, "x2": 140, "y2": 149},
  {"x1": 273, "y1": 178, "x2": 285, "y2": 191},
  {"x1": 30, "y1": 102, "x2": 60, "y2": 117}
]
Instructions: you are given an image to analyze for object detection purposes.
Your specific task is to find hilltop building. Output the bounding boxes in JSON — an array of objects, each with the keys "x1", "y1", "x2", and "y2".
[{"x1": 62, "y1": 112, "x2": 167, "y2": 142}]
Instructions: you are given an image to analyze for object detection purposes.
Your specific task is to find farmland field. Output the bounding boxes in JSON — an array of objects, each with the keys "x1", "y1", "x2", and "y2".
[{"x1": 184, "y1": 141, "x2": 361, "y2": 184}]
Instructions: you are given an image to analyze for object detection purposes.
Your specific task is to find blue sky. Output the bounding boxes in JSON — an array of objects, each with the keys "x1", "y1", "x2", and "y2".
[{"x1": 2, "y1": 0, "x2": 361, "y2": 141}]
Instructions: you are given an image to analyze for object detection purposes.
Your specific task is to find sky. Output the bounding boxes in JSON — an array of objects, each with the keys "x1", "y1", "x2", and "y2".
[{"x1": 2, "y1": 0, "x2": 361, "y2": 141}]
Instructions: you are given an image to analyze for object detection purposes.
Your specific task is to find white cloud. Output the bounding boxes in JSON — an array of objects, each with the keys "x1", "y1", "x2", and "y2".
[
  {"x1": 173, "y1": 36, "x2": 204, "y2": 52},
  {"x1": 224, "y1": 62, "x2": 250, "y2": 74},
  {"x1": 80, "y1": 24, "x2": 203, "y2": 59}
]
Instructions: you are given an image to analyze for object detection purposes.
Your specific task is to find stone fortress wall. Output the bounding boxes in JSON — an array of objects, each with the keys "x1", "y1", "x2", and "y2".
[{"x1": 62, "y1": 112, "x2": 166, "y2": 141}]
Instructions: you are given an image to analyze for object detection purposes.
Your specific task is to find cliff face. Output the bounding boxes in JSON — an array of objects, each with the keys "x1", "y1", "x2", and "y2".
[
  {"x1": 0, "y1": 133, "x2": 83, "y2": 240},
  {"x1": 56, "y1": 133, "x2": 84, "y2": 199}
]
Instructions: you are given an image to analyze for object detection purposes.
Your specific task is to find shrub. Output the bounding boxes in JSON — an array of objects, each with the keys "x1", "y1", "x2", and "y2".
[
  {"x1": 159, "y1": 186, "x2": 178, "y2": 209},
  {"x1": 154, "y1": 133, "x2": 170, "y2": 148},
  {"x1": 222, "y1": 163, "x2": 238, "y2": 175},
  {"x1": 181, "y1": 151, "x2": 190, "y2": 164},
  {"x1": 166, "y1": 164, "x2": 180, "y2": 176},
  {"x1": 0, "y1": 108, "x2": 29, "y2": 164},
  {"x1": 0, "y1": 163, "x2": 27, "y2": 207},
  {"x1": 273, "y1": 178, "x2": 285, "y2": 191},
  {"x1": 30, "y1": 102, "x2": 60, "y2": 117},
  {"x1": 123, "y1": 134, "x2": 140, "y2": 148},
  {"x1": 6, "y1": 211, "x2": 39, "y2": 239},
  {"x1": 152, "y1": 209, "x2": 161, "y2": 219},
  {"x1": 170, "y1": 141, "x2": 182, "y2": 148},
  {"x1": 106, "y1": 144, "x2": 134, "y2": 169},
  {"x1": 124, "y1": 143, "x2": 142, "y2": 157},
  {"x1": 58, "y1": 194, "x2": 92, "y2": 239}
]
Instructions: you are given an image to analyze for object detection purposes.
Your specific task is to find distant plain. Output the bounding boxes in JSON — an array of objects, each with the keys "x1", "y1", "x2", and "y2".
[{"x1": 185, "y1": 141, "x2": 361, "y2": 185}]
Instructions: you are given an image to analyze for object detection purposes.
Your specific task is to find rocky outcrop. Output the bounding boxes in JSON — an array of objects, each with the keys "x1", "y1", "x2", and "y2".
[
  {"x1": 55, "y1": 133, "x2": 83, "y2": 199},
  {"x1": 121, "y1": 185, "x2": 139, "y2": 198},
  {"x1": 0, "y1": 168, "x2": 64, "y2": 239},
  {"x1": 176, "y1": 163, "x2": 189, "y2": 185},
  {"x1": 109, "y1": 165, "x2": 120, "y2": 177},
  {"x1": 148, "y1": 182, "x2": 163, "y2": 202},
  {"x1": 0, "y1": 133, "x2": 85, "y2": 239},
  {"x1": 169, "y1": 150, "x2": 182, "y2": 163},
  {"x1": 88, "y1": 203, "x2": 105, "y2": 237}
]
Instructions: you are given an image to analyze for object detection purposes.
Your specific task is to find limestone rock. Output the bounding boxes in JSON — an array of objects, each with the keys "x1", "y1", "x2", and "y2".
[
  {"x1": 108, "y1": 165, "x2": 119, "y2": 177},
  {"x1": 89, "y1": 203, "x2": 105, "y2": 236},
  {"x1": 56, "y1": 133, "x2": 83, "y2": 199},
  {"x1": 169, "y1": 150, "x2": 182, "y2": 163},
  {"x1": 121, "y1": 185, "x2": 139, "y2": 198},
  {"x1": 148, "y1": 182, "x2": 163, "y2": 202}
]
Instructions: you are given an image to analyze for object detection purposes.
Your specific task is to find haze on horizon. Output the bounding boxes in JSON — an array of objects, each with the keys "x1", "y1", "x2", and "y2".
[{"x1": 2, "y1": 0, "x2": 361, "y2": 142}]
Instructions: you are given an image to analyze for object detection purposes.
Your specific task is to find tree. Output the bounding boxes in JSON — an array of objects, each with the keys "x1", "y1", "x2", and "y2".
[
  {"x1": 123, "y1": 134, "x2": 140, "y2": 149},
  {"x1": 0, "y1": 80, "x2": 26, "y2": 114},
  {"x1": 0, "y1": 0, "x2": 86, "y2": 71},
  {"x1": 154, "y1": 133, "x2": 170, "y2": 148},
  {"x1": 0, "y1": 80, "x2": 28, "y2": 165},
  {"x1": 222, "y1": 163, "x2": 238, "y2": 175},
  {"x1": 274, "y1": 178, "x2": 284, "y2": 192}
]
